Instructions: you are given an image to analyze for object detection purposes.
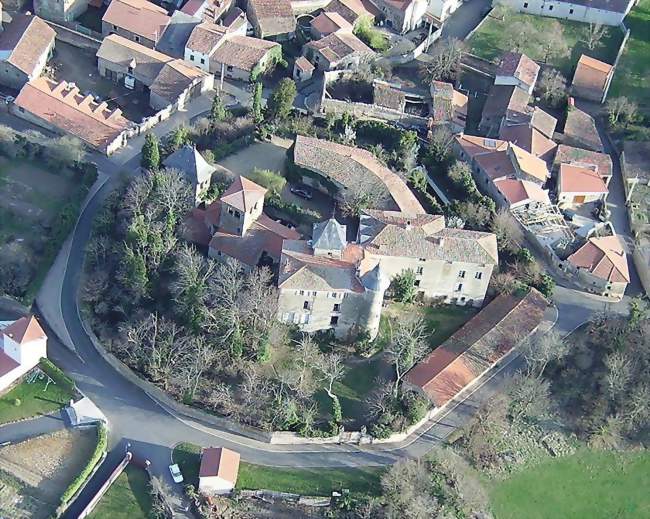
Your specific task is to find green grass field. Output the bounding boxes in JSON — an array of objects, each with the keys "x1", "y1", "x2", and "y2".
[
  {"x1": 172, "y1": 443, "x2": 384, "y2": 496},
  {"x1": 236, "y1": 463, "x2": 384, "y2": 496},
  {"x1": 0, "y1": 377, "x2": 75, "y2": 424},
  {"x1": 609, "y1": 0, "x2": 650, "y2": 107},
  {"x1": 469, "y1": 10, "x2": 623, "y2": 75},
  {"x1": 89, "y1": 465, "x2": 152, "y2": 519},
  {"x1": 490, "y1": 449, "x2": 650, "y2": 519}
]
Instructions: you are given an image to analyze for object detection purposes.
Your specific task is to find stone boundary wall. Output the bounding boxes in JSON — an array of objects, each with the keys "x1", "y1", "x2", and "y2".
[
  {"x1": 321, "y1": 98, "x2": 430, "y2": 127},
  {"x1": 45, "y1": 20, "x2": 102, "y2": 51},
  {"x1": 77, "y1": 452, "x2": 132, "y2": 519}
]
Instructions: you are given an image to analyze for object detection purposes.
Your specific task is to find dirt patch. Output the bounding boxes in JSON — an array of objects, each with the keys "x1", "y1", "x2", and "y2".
[
  {"x1": 0, "y1": 158, "x2": 74, "y2": 224},
  {"x1": 0, "y1": 428, "x2": 97, "y2": 502}
]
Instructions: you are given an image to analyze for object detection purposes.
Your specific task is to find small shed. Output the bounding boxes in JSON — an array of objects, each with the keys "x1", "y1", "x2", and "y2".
[{"x1": 198, "y1": 447, "x2": 241, "y2": 496}]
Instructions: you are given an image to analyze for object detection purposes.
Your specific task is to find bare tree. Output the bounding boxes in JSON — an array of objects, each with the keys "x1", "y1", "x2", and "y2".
[
  {"x1": 381, "y1": 459, "x2": 439, "y2": 519},
  {"x1": 584, "y1": 23, "x2": 607, "y2": 50},
  {"x1": 44, "y1": 135, "x2": 85, "y2": 166},
  {"x1": 624, "y1": 382, "x2": 650, "y2": 431},
  {"x1": 421, "y1": 38, "x2": 466, "y2": 83},
  {"x1": 174, "y1": 336, "x2": 221, "y2": 399},
  {"x1": 605, "y1": 350, "x2": 633, "y2": 401},
  {"x1": 341, "y1": 173, "x2": 390, "y2": 216},
  {"x1": 538, "y1": 21, "x2": 570, "y2": 63},
  {"x1": 520, "y1": 330, "x2": 569, "y2": 378},
  {"x1": 491, "y1": 209, "x2": 524, "y2": 253},
  {"x1": 588, "y1": 414, "x2": 623, "y2": 450},
  {"x1": 489, "y1": 271, "x2": 519, "y2": 296},
  {"x1": 506, "y1": 373, "x2": 551, "y2": 424},
  {"x1": 313, "y1": 352, "x2": 346, "y2": 400},
  {"x1": 606, "y1": 96, "x2": 638, "y2": 128},
  {"x1": 386, "y1": 316, "x2": 428, "y2": 395},
  {"x1": 365, "y1": 377, "x2": 395, "y2": 419},
  {"x1": 506, "y1": 19, "x2": 536, "y2": 52},
  {"x1": 538, "y1": 68, "x2": 567, "y2": 107},
  {"x1": 208, "y1": 382, "x2": 238, "y2": 418}
]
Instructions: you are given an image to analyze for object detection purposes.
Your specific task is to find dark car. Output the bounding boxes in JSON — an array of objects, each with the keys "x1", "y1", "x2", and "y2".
[{"x1": 290, "y1": 185, "x2": 313, "y2": 200}]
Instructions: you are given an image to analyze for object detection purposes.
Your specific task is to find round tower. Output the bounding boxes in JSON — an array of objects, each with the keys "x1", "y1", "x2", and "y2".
[{"x1": 360, "y1": 263, "x2": 389, "y2": 341}]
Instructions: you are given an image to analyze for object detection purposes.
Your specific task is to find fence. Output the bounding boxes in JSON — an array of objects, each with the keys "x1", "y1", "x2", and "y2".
[
  {"x1": 602, "y1": 23, "x2": 632, "y2": 102},
  {"x1": 77, "y1": 452, "x2": 133, "y2": 519}
]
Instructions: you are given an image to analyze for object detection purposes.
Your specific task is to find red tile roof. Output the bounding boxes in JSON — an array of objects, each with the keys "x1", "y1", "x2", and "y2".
[
  {"x1": 220, "y1": 175, "x2": 267, "y2": 212},
  {"x1": 103, "y1": 0, "x2": 170, "y2": 42},
  {"x1": 496, "y1": 52, "x2": 540, "y2": 89},
  {"x1": 14, "y1": 78, "x2": 131, "y2": 151},
  {"x1": 558, "y1": 163, "x2": 608, "y2": 195},
  {"x1": 0, "y1": 351, "x2": 20, "y2": 377},
  {"x1": 310, "y1": 11, "x2": 352, "y2": 36},
  {"x1": 572, "y1": 54, "x2": 613, "y2": 96},
  {"x1": 405, "y1": 289, "x2": 548, "y2": 407},
  {"x1": 199, "y1": 447, "x2": 240, "y2": 484},
  {"x1": 568, "y1": 235, "x2": 630, "y2": 283},
  {"x1": 1, "y1": 316, "x2": 46, "y2": 345},
  {"x1": 0, "y1": 14, "x2": 55, "y2": 76},
  {"x1": 494, "y1": 178, "x2": 550, "y2": 206}
]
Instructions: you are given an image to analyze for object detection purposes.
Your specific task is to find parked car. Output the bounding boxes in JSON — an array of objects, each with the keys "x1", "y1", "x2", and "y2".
[
  {"x1": 290, "y1": 185, "x2": 313, "y2": 200},
  {"x1": 169, "y1": 464, "x2": 183, "y2": 483}
]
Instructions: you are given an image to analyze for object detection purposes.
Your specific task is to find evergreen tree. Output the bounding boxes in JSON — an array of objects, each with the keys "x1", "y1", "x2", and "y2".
[
  {"x1": 210, "y1": 93, "x2": 228, "y2": 124},
  {"x1": 265, "y1": 78, "x2": 296, "y2": 122},
  {"x1": 252, "y1": 81, "x2": 263, "y2": 124},
  {"x1": 141, "y1": 133, "x2": 160, "y2": 171}
]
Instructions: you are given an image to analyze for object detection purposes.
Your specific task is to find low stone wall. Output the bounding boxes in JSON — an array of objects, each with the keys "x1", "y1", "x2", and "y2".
[{"x1": 45, "y1": 20, "x2": 102, "y2": 51}]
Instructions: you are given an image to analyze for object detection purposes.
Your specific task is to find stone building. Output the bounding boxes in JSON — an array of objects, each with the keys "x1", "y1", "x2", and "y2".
[
  {"x1": 0, "y1": 14, "x2": 55, "y2": 90},
  {"x1": 33, "y1": 0, "x2": 88, "y2": 22}
]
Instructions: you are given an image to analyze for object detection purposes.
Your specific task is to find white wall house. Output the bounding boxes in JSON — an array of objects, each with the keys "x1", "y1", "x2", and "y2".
[
  {"x1": 0, "y1": 316, "x2": 48, "y2": 392},
  {"x1": 500, "y1": 0, "x2": 635, "y2": 25},
  {"x1": 198, "y1": 447, "x2": 240, "y2": 496}
]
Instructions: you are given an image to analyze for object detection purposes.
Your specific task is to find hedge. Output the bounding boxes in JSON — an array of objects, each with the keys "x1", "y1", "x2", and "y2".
[
  {"x1": 38, "y1": 358, "x2": 77, "y2": 395},
  {"x1": 60, "y1": 422, "x2": 108, "y2": 505}
]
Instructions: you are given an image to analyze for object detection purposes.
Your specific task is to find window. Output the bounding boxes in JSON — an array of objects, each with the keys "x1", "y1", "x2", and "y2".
[
  {"x1": 458, "y1": 270, "x2": 466, "y2": 278},
  {"x1": 523, "y1": 1, "x2": 528, "y2": 6},
  {"x1": 228, "y1": 208, "x2": 234, "y2": 215},
  {"x1": 134, "y1": 35, "x2": 140, "y2": 42},
  {"x1": 200, "y1": 58, "x2": 205, "y2": 64},
  {"x1": 475, "y1": 272, "x2": 483, "y2": 280},
  {"x1": 190, "y1": 55, "x2": 195, "y2": 61},
  {"x1": 299, "y1": 290, "x2": 305, "y2": 295},
  {"x1": 569, "y1": 7, "x2": 573, "y2": 12},
  {"x1": 113, "y1": 24, "x2": 118, "y2": 30},
  {"x1": 303, "y1": 301, "x2": 309, "y2": 310},
  {"x1": 330, "y1": 315, "x2": 339, "y2": 326},
  {"x1": 456, "y1": 283, "x2": 463, "y2": 292},
  {"x1": 227, "y1": 65, "x2": 233, "y2": 71},
  {"x1": 548, "y1": 4, "x2": 553, "y2": 10},
  {"x1": 18, "y1": 106, "x2": 24, "y2": 113},
  {"x1": 234, "y1": 211, "x2": 240, "y2": 218},
  {"x1": 333, "y1": 303, "x2": 340, "y2": 312},
  {"x1": 416, "y1": 266, "x2": 424, "y2": 275},
  {"x1": 418, "y1": 257, "x2": 426, "y2": 262},
  {"x1": 414, "y1": 279, "x2": 421, "y2": 287},
  {"x1": 216, "y1": 250, "x2": 222, "y2": 256}
]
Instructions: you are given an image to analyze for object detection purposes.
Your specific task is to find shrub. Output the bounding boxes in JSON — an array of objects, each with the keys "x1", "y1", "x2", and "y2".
[
  {"x1": 247, "y1": 168, "x2": 286, "y2": 195},
  {"x1": 354, "y1": 18, "x2": 390, "y2": 52},
  {"x1": 60, "y1": 423, "x2": 107, "y2": 504},
  {"x1": 391, "y1": 269, "x2": 417, "y2": 303},
  {"x1": 402, "y1": 391, "x2": 429, "y2": 425},
  {"x1": 39, "y1": 358, "x2": 76, "y2": 395}
]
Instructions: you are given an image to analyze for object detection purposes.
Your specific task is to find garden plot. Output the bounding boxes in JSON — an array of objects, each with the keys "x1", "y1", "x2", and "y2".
[{"x1": 0, "y1": 428, "x2": 97, "y2": 515}]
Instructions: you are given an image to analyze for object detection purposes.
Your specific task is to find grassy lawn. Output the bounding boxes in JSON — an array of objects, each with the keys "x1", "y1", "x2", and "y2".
[
  {"x1": 172, "y1": 443, "x2": 384, "y2": 496},
  {"x1": 0, "y1": 377, "x2": 74, "y2": 424},
  {"x1": 380, "y1": 303, "x2": 478, "y2": 349},
  {"x1": 89, "y1": 465, "x2": 152, "y2": 519},
  {"x1": 609, "y1": 0, "x2": 650, "y2": 107},
  {"x1": 469, "y1": 9, "x2": 623, "y2": 75},
  {"x1": 490, "y1": 449, "x2": 650, "y2": 519},
  {"x1": 237, "y1": 462, "x2": 384, "y2": 496}
]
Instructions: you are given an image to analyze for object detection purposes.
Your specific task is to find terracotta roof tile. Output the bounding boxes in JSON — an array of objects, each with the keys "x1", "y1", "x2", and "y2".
[
  {"x1": 14, "y1": 78, "x2": 131, "y2": 151},
  {"x1": 103, "y1": 0, "x2": 170, "y2": 42},
  {"x1": 0, "y1": 14, "x2": 55, "y2": 76},
  {"x1": 219, "y1": 175, "x2": 267, "y2": 212},
  {"x1": 211, "y1": 35, "x2": 279, "y2": 71},
  {"x1": 1, "y1": 316, "x2": 47, "y2": 345},
  {"x1": 554, "y1": 144, "x2": 612, "y2": 180},
  {"x1": 572, "y1": 54, "x2": 613, "y2": 97},
  {"x1": 200, "y1": 447, "x2": 240, "y2": 484},
  {"x1": 496, "y1": 52, "x2": 540, "y2": 89},
  {"x1": 311, "y1": 11, "x2": 352, "y2": 36},
  {"x1": 564, "y1": 104, "x2": 604, "y2": 152},
  {"x1": 494, "y1": 178, "x2": 550, "y2": 206},
  {"x1": 568, "y1": 235, "x2": 629, "y2": 283},
  {"x1": 247, "y1": 0, "x2": 296, "y2": 37},
  {"x1": 558, "y1": 163, "x2": 608, "y2": 194},
  {"x1": 305, "y1": 31, "x2": 373, "y2": 62},
  {"x1": 186, "y1": 22, "x2": 227, "y2": 54},
  {"x1": 405, "y1": 289, "x2": 548, "y2": 407}
]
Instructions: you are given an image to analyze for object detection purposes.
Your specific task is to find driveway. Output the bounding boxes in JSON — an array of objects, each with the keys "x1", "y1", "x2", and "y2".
[{"x1": 440, "y1": 0, "x2": 492, "y2": 40}]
